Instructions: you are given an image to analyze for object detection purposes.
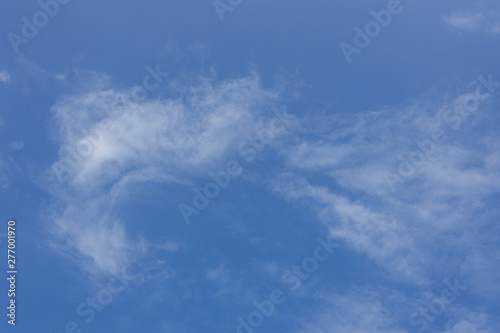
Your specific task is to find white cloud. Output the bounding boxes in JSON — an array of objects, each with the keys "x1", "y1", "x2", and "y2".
[
  {"x1": 206, "y1": 264, "x2": 230, "y2": 284},
  {"x1": 444, "y1": 309, "x2": 500, "y2": 333},
  {"x1": 7, "y1": 141, "x2": 24, "y2": 150},
  {"x1": 47, "y1": 196, "x2": 133, "y2": 275},
  {"x1": 46, "y1": 70, "x2": 286, "y2": 277},
  {"x1": 295, "y1": 291, "x2": 499, "y2": 333},
  {"x1": 49, "y1": 71, "x2": 282, "y2": 189},
  {"x1": 272, "y1": 76, "x2": 500, "y2": 290},
  {"x1": 443, "y1": 12, "x2": 483, "y2": 31},
  {"x1": 443, "y1": 5, "x2": 500, "y2": 34},
  {"x1": 295, "y1": 290, "x2": 408, "y2": 333},
  {"x1": 272, "y1": 173, "x2": 427, "y2": 282},
  {"x1": 0, "y1": 70, "x2": 10, "y2": 83}
]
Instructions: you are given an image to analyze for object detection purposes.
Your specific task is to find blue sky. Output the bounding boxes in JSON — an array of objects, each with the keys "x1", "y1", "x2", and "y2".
[{"x1": 1, "y1": 0, "x2": 500, "y2": 332}]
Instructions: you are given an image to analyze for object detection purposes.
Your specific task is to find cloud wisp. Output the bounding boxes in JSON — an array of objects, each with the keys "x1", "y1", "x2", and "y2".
[{"x1": 45, "y1": 70, "x2": 287, "y2": 277}]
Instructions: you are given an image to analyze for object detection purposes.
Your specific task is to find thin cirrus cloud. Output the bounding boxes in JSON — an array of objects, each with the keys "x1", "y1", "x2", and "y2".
[
  {"x1": 271, "y1": 173, "x2": 426, "y2": 283},
  {"x1": 49, "y1": 70, "x2": 284, "y2": 189},
  {"x1": 442, "y1": 309, "x2": 500, "y2": 333},
  {"x1": 38, "y1": 64, "x2": 499, "y2": 330},
  {"x1": 296, "y1": 291, "x2": 499, "y2": 333},
  {"x1": 294, "y1": 289, "x2": 408, "y2": 333},
  {"x1": 271, "y1": 79, "x2": 500, "y2": 293},
  {"x1": 443, "y1": 12, "x2": 484, "y2": 31},
  {"x1": 443, "y1": 5, "x2": 500, "y2": 34},
  {"x1": 7, "y1": 140, "x2": 24, "y2": 150},
  {"x1": 267, "y1": 79, "x2": 500, "y2": 332},
  {"x1": 0, "y1": 70, "x2": 11, "y2": 83},
  {"x1": 45, "y1": 70, "x2": 287, "y2": 277}
]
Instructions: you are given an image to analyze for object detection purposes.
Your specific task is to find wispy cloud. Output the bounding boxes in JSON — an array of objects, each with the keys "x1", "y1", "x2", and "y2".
[
  {"x1": 7, "y1": 141, "x2": 24, "y2": 150},
  {"x1": 295, "y1": 289, "x2": 408, "y2": 333},
  {"x1": 45, "y1": 70, "x2": 286, "y2": 277},
  {"x1": 271, "y1": 76, "x2": 500, "y2": 294},
  {"x1": 444, "y1": 309, "x2": 500, "y2": 333},
  {"x1": 443, "y1": 5, "x2": 500, "y2": 34},
  {"x1": 0, "y1": 70, "x2": 10, "y2": 83},
  {"x1": 272, "y1": 173, "x2": 426, "y2": 282},
  {"x1": 206, "y1": 264, "x2": 230, "y2": 284},
  {"x1": 443, "y1": 12, "x2": 483, "y2": 31}
]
